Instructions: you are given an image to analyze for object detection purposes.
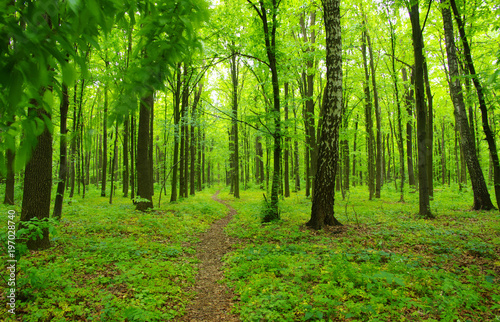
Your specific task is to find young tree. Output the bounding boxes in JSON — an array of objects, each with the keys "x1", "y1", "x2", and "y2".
[
  {"x1": 247, "y1": 0, "x2": 282, "y2": 221},
  {"x1": 307, "y1": 0, "x2": 342, "y2": 230}
]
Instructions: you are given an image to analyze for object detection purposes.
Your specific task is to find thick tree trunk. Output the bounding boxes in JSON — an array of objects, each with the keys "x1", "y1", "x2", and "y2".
[
  {"x1": 409, "y1": 1, "x2": 433, "y2": 218},
  {"x1": 136, "y1": 93, "x2": 154, "y2": 211},
  {"x1": 441, "y1": 4, "x2": 494, "y2": 210},
  {"x1": 450, "y1": 0, "x2": 500, "y2": 210},
  {"x1": 21, "y1": 100, "x2": 52, "y2": 250},
  {"x1": 307, "y1": 0, "x2": 342, "y2": 230}
]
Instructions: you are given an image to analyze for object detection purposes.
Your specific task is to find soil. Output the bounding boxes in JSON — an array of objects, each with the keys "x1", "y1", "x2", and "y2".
[{"x1": 180, "y1": 191, "x2": 240, "y2": 321}]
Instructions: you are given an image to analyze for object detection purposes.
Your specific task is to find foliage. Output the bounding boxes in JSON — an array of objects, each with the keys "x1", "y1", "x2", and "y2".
[
  {"x1": 0, "y1": 186, "x2": 226, "y2": 321},
  {"x1": 221, "y1": 186, "x2": 500, "y2": 321}
]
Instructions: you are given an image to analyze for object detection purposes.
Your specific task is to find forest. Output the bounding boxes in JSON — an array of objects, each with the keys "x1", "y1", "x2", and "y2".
[{"x1": 1, "y1": 0, "x2": 500, "y2": 320}]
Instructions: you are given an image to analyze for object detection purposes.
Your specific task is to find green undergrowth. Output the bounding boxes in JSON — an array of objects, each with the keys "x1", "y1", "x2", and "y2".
[
  {"x1": 0, "y1": 185, "x2": 227, "y2": 321},
  {"x1": 220, "y1": 184, "x2": 500, "y2": 321}
]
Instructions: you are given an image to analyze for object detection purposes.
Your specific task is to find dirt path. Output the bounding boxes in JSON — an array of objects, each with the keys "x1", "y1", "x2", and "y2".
[{"x1": 181, "y1": 191, "x2": 239, "y2": 322}]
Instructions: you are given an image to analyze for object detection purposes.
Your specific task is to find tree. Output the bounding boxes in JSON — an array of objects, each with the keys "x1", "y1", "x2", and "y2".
[
  {"x1": 53, "y1": 83, "x2": 69, "y2": 219},
  {"x1": 307, "y1": 0, "x2": 342, "y2": 230},
  {"x1": 247, "y1": 0, "x2": 282, "y2": 221},
  {"x1": 449, "y1": 0, "x2": 500, "y2": 210},
  {"x1": 136, "y1": 92, "x2": 154, "y2": 211},
  {"x1": 441, "y1": 1, "x2": 494, "y2": 210},
  {"x1": 409, "y1": 0, "x2": 433, "y2": 219}
]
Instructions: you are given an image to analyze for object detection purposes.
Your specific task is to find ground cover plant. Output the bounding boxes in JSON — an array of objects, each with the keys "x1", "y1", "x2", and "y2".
[
  {"x1": 221, "y1": 185, "x2": 500, "y2": 321},
  {"x1": 0, "y1": 186, "x2": 227, "y2": 321}
]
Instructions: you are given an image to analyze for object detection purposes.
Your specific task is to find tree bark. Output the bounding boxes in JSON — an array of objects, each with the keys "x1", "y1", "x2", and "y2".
[
  {"x1": 362, "y1": 31, "x2": 375, "y2": 200},
  {"x1": 136, "y1": 93, "x2": 154, "y2": 211},
  {"x1": 170, "y1": 64, "x2": 182, "y2": 202},
  {"x1": 441, "y1": 3, "x2": 494, "y2": 210},
  {"x1": 450, "y1": 0, "x2": 500, "y2": 210},
  {"x1": 402, "y1": 67, "x2": 416, "y2": 186},
  {"x1": 53, "y1": 84, "x2": 69, "y2": 219},
  {"x1": 230, "y1": 49, "x2": 240, "y2": 198},
  {"x1": 409, "y1": 0, "x2": 433, "y2": 218},
  {"x1": 365, "y1": 22, "x2": 382, "y2": 198},
  {"x1": 307, "y1": 0, "x2": 342, "y2": 230},
  {"x1": 21, "y1": 99, "x2": 52, "y2": 250},
  {"x1": 284, "y1": 82, "x2": 290, "y2": 197}
]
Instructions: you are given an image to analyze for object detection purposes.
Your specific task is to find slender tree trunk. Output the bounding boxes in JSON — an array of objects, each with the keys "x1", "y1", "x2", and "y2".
[
  {"x1": 441, "y1": 3, "x2": 494, "y2": 210},
  {"x1": 402, "y1": 68, "x2": 416, "y2": 188},
  {"x1": 110, "y1": 125, "x2": 119, "y2": 204},
  {"x1": 450, "y1": 0, "x2": 500, "y2": 209},
  {"x1": 170, "y1": 64, "x2": 181, "y2": 202},
  {"x1": 230, "y1": 49, "x2": 240, "y2": 198},
  {"x1": 362, "y1": 31, "x2": 375, "y2": 200},
  {"x1": 123, "y1": 116, "x2": 129, "y2": 197},
  {"x1": 365, "y1": 22, "x2": 382, "y2": 198},
  {"x1": 101, "y1": 58, "x2": 109, "y2": 197},
  {"x1": 409, "y1": 0, "x2": 433, "y2": 218},
  {"x1": 53, "y1": 84, "x2": 69, "y2": 219},
  {"x1": 130, "y1": 114, "x2": 136, "y2": 200},
  {"x1": 149, "y1": 94, "x2": 155, "y2": 197},
  {"x1": 284, "y1": 82, "x2": 290, "y2": 197},
  {"x1": 307, "y1": 0, "x2": 342, "y2": 230},
  {"x1": 352, "y1": 115, "x2": 358, "y2": 187}
]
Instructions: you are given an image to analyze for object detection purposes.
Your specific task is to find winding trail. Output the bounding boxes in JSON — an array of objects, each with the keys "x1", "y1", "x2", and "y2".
[{"x1": 181, "y1": 191, "x2": 239, "y2": 321}]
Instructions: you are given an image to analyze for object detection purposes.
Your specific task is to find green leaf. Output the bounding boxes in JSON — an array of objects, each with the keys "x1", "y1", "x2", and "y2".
[
  {"x1": 68, "y1": 0, "x2": 81, "y2": 13},
  {"x1": 62, "y1": 62, "x2": 77, "y2": 87}
]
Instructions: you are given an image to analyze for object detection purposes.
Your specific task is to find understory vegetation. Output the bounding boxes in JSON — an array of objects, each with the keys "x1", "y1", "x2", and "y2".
[
  {"x1": 0, "y1": 186, "x2": 227, "y2": 321},
  {"x1": 2, "y1": 183, "x2": 499, "y2": 321},
  {"x1": 221, "y1": 185, "x2": 500, "y2": 321}
]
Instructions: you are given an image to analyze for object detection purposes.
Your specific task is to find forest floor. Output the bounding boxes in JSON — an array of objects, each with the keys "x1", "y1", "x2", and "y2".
[
  {"x1": 1, "y1": 183, "x2": 499, "y2": 321},
  {"x1": 181, "y1": 191, "x2": 239, "y2": 322}
]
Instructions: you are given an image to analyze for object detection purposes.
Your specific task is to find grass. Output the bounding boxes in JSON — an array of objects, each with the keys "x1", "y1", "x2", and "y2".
[
  {"x1": 219, "y1": 183, "x2": 500, "y2": 321},
  {"x1": 0, "y1": 184, "x2": 227, "y2": 321},
  {"x1": 1, "y1": 181, "x2": 499, "y2": 321}
]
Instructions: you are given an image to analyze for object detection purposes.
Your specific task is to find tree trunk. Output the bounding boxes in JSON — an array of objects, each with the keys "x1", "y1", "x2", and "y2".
[
  {"x1": 450, "y1": 0, "x2": 500, "y2": 210},
  {"x1": 362, "y1": 31, "x2": 375, "y2": 200},
  {"x1": 402, "y1": 67, "x2": 416, "y2": 187},
  {"x1": 230, "y1": 49, "x2": 240, "y2": 198},
  {"x1": 136, "y1": 93, "x2": 154, "y2": 211},
  {"x1": 123, "y1": 116, "x2": 129, "y2": 197},
  {"x1": 284, "y1": 82, "x2": 290, "y2": 197},
  {"x1": 409, "y1": 0, "x2": 433, "y2": 218},
  {"x1": 365, "y1": 22, "x2": 382, "y2": 198},
  {"x1": 53, "y1": 84, "x2": 69, "y2": 219},
  {"x1": 101, "y1": 58, "x2": 109, "y2": 197},
  {"x1": 307, "y1": 0, "x2": 342, "y2": 230},
  {"x1": 441, "y1": 3, "x2": 494, "y2": 210},
  {"x1": 170, "y1": 64, "x2": 181, "y2": 202},
  {"x1": 130, "y1": 114, "x2": 136, "y2": 200},
  {"x1": 21, "y1": 99, "x2": 52, "y2": 250}
]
